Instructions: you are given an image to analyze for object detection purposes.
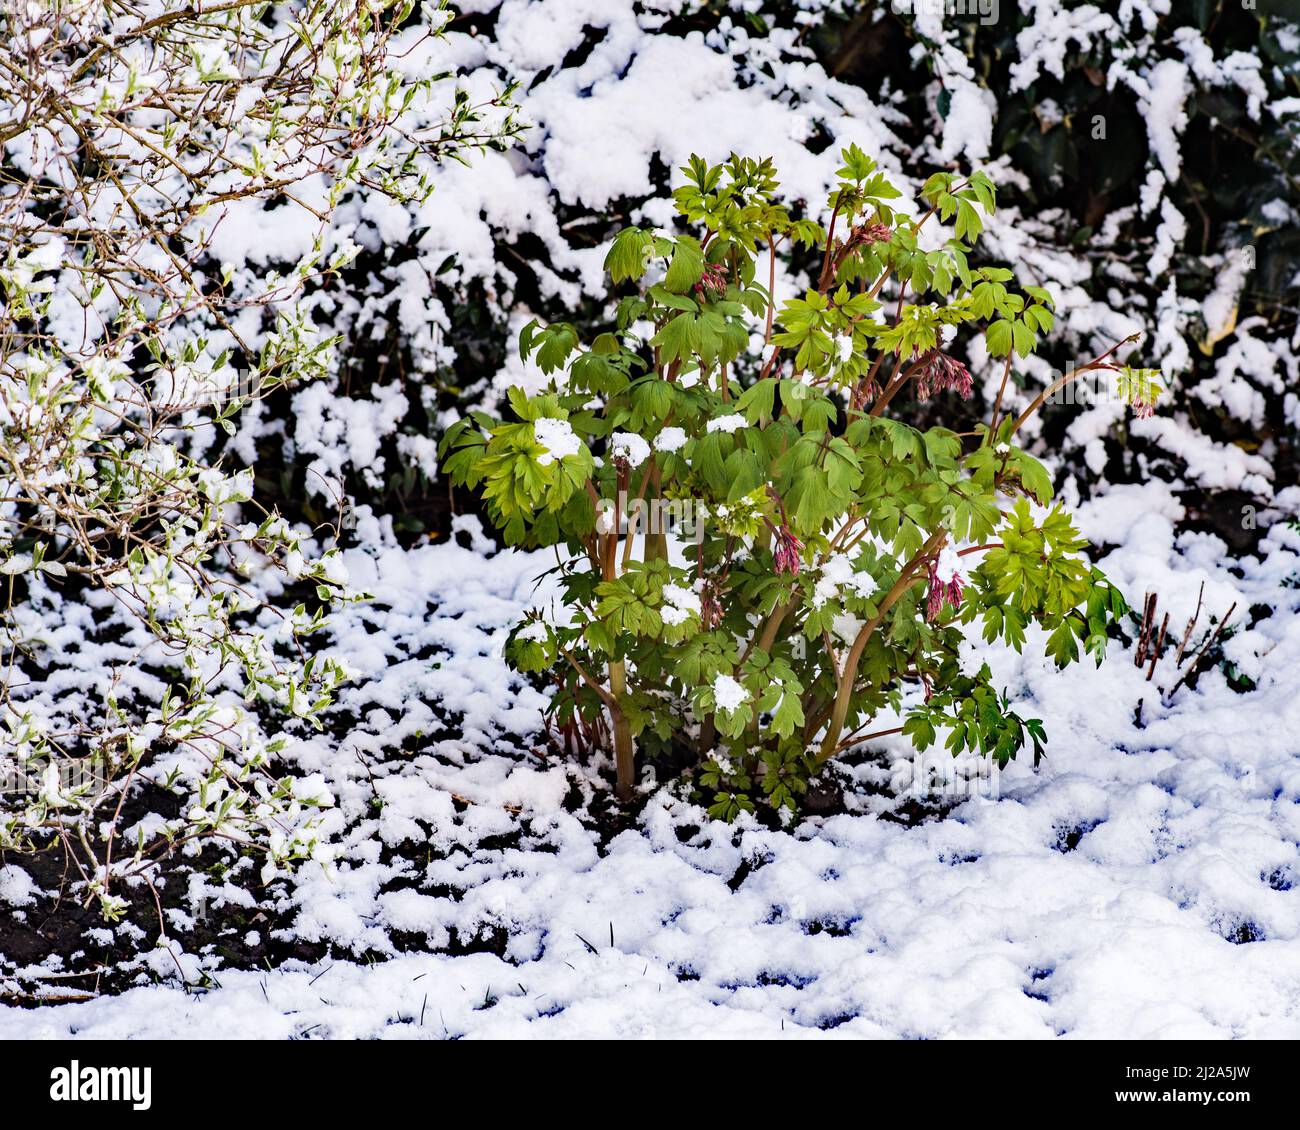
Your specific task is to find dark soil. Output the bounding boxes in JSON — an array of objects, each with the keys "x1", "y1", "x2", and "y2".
[
  {"x1": 1, "y1": 701, "x2": 961, "y2": 1003},
  {"x1": 0, "y1": 782, "x2": 325, "y2": 1003}
]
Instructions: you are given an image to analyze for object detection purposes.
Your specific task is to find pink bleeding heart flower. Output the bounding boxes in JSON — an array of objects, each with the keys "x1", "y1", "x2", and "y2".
[
  {"x1": 926, "y1": 546, "x2": 966, "y2": 620},
  {"x1": 773, "y1": 526, "x2": 803, "y2": 576},
  {"x1": 694, "y1": 262, "x2": 729, "y2": 300},
  {"x1": 915, "y1": 350, "x2": 973, "y2": 402},
  {"x1": 851, "y1": 378, "x2": 880, "y2": 411},
  {"x1": 700, "y1": 582, "x2": 723, "y2": 629},
  {"x1": 846, "y1": 221, "x2": 891, "y2": 250}
]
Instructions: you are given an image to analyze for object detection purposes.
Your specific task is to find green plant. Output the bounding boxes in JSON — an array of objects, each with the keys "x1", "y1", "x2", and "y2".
[{"x1": 443, "y1": 148, "x2": 1146, "y2": 814}]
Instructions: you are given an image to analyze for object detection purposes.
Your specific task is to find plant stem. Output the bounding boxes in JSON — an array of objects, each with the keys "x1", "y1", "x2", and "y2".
[
  {"x1": 987, "y1": 353, "x2": 1014, "y2": 438},
  {"x1": 818, "y1": 532, "x2": 944, "y2": 759},
  {"x1": 607, "y1": 658, "x2": 635, "y2": 802},
  {"x1": 646, "y1": 463, "x2": 668, "y2": 562},
  {"x1": 1007, "y1": 334, "x2": 1139, "y2": 436},
  {"x1": 816, "y1": 724, "x2": 904, "y2": 764},
  {"x1": 697, "y1": 711, "x2": 716, "y2": 759}
]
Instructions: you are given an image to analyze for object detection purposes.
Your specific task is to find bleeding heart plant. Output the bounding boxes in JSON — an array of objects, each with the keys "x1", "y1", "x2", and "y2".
[{"x1": 442, "y1": 148, "x2": 1152, "y2": 818}]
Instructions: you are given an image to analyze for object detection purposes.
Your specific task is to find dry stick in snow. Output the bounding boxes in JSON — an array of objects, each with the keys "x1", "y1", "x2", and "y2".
[
  {"x1": 1163, "y1": 602, "x2": 1237, "y2": 704},
  {"x1": 1174, "y1": 582, "x2": 1206, "y2": 667},
  {"x1": 1146, "y1": 612, "x2": 1169, "y2": 682},
  {"x1": 1135, "y1": 592, "x2": 1156, "y2": 666}
]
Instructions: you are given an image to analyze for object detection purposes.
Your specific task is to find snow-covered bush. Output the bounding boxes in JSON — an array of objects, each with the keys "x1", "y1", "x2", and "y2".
[
  {"x1": 0, "y1": 0, "x2": 516, "y2": 915},
  {"x1": 313, "y1": 1, "x2": 1289, "y2": 550},
  {"x1": 444, "y1": 149, "x2": 1146, "y2": 813},
  {"x1": 790, "y1": 1, "x2": 1300, "y2": 518}
]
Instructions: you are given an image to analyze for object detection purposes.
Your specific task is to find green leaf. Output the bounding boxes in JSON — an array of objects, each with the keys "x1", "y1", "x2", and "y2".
[
  {"x1": 903, "y1": 714, "x2": 937, "y2": 751},
  {"x1": 518, "y1": 318, "x2": 539, "y2": 362},
  {"x1": 1046, "y1": 622, "x2": 1080, "y2": 667},
  {"x1": 664, "y1": 235, "x2": 705, "y2": 294},
  {"x1": 535, "y1": 324, "x2": 579, "y2": 373},
  {"x1": 1011, "y1": 450, "x2": 1054, "y2": 504},
  {"x1": 737, "y1": 377, "x2": 777, "y2": 425},
  {"x1": 985, "y1": 319, "x2": 1013, "y2": 358},
  {"x1": 649, "y1": 313, "x2": 696, "y2": 365},
  {"x1": 605, "y1": 227, "x2": 649, "y2": 284},
  {"x1": 1011, "y1": 320, "x2": 1036, "y2": 358},
  {"x1": 954, "y1": 198, "x2": 982, "y2": 242}
]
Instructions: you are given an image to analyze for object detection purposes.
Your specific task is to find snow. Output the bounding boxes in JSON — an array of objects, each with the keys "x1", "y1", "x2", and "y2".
[
  {"x1": 655, "y1": 426, "x2": 688, "y2": 453},
  {"x1": 0, "y1": 866, "x2": 36, "y2": 908},
  {"x1": 1135, "y1": 59, "x2": 1192, "y2": 184},
  {"x1": 937, "y1": 82, "x2": 996, "y2": 164},
  {"x1": 933, "y1": 545, "x2": 963, "y2": 584},
  {"x1": 532, "y1": 417, "x2": 581, "y2": 465},
  {"x1": 3, "y1": 495, "x2": 1300, "y2": 1037},
  {"x1": 610, "y1": 431, "x2": 651, "y2": 468},
  {"x1": 712, "y1": 674, "x2": 748, "y2": 714},
  {"x1": 705, "y1": 414, "x2": 748, "y2": 435},
  {"x1": 813, "y1": 553, "x2": 878, "y2": 608},
  {"x1": 662, "y1": 583, "x2": 701, "y2": 626}
]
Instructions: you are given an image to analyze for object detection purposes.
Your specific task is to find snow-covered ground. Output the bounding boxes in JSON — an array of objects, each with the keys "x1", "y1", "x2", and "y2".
[{"x1": 5, "y1": 482, "x2": 1299, "y2": 1039}]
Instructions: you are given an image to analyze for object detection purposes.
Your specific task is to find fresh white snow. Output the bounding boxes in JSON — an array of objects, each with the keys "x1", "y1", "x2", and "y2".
[{"x1": 4, "y1": 490, "x2": 1299, "y2": 1039}]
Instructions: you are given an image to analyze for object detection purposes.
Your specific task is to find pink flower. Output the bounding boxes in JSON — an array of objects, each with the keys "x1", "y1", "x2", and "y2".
[
  {"x1": 846, "y1": 221, "x2": 891, "y2": 250},
  {"x1": 851, "y1": 378, "x2": 880, "y2": 411},
  {"x1": 926, "y1": 564, "x2": 945, "y2": 619},
  {"x1": 926, "y1": 549, "x2": 965, "y2": 620},
  {"x1": 700, "y1": 582, "x2": 723, "y2": 629},
  {"x1": 915, "y1": 350, "x2": 973, "y2": 402},
  {"x1": 773, "y1": 526, "x2": 803, "y2": 575},
  {"x1": 1132, "y1": 399, "x2": 1155, "y2": 419},
  {"x1": 945, "y1": 572, "x2": 965, "y2": 608},
  {"x1": 694, "y1": 262, "x2": 729, "y2": 300}
]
